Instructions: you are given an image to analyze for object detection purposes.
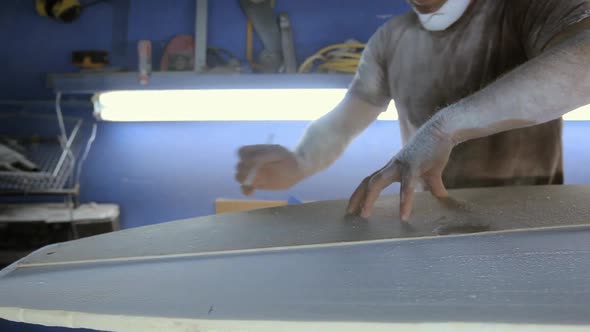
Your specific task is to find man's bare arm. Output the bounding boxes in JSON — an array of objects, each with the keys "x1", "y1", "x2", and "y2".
[
  {"x1": 236, "y1": 94, "x2": 386, "y2": 193},
  {"x1": 438, "y1": 25, "x2": 590, "y2": 144},
  {"x1": 295, "y1": 94, "x2": 387, "y2": 177}
]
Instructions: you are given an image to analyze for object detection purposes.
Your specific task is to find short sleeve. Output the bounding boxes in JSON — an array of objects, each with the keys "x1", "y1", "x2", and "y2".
[
  {"x1": 508, "y1": 0, "x2": 590, "y2": 57},
  {"x1": 347, "y1": 24, "x2": 392, "y2": 107}
]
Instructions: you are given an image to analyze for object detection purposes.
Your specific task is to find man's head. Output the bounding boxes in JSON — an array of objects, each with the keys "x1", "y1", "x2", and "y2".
[{"x1": 408, "y1": 0, "x2": 472, "y2": 31}]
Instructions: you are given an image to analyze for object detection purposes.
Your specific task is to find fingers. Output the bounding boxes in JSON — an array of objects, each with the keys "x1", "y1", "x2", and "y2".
[
  {"x1": 238, "y1": 145, "x2": 258, "y2": 159},
  {"x1": 399, "y1": 171, "x2": 417, "y2": 222},
  {"x1": 241, "y1": 184, "x2": 255, "y2": 196},
  {"x1": 235, "y1": 161, "x2": 253, "y2": 183},
  {"x1": 237, "y1": 144, "x2": 283, "y2": 164},
  {"x1": 235, "y1": 151, "x2": 258, "y2": 195},
  {"x1": 360, "y1": 166, "x2": 400, "y2": 219},
  {"x1": 236, "y1": 162, "x2": 261, "y2": 196},
  {"x1": 424, "y1": 172, "x2": 448, "y2": 198},
  {"x1": 236, "y1": 145, "x2": 284, "y2": 191},
  {"x1": 347, "y1": 161, "x2": 440, "y2": 222},
  {"x1": 346, "y1": 167, "x2": 389, "y2": 215},
  {"x1": 346, "y1": 176, "x2": 371, "y2": 215}
]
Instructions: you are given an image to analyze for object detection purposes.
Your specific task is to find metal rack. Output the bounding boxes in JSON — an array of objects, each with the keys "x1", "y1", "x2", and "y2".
[{"x1": 0, "y1": 95, "x2": 95, "y2": 205}]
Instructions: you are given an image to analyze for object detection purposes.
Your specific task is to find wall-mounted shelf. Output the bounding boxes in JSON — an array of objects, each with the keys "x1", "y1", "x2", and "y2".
[{"x1": 48, "y1": 72, "x2": 355, "y2": 94}]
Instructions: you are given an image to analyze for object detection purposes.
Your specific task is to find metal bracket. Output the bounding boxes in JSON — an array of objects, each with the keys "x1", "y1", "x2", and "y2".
[
  {"x1": 279, "y1": 13, "x2": 297, "y2": 73},
  {"x1": 195, "y1": 0, "x2": 209, "y2": 72}
]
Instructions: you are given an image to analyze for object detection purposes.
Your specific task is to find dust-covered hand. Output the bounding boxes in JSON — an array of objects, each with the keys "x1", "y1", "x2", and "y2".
[
  {"x1": 235, "y1": 144, "x2": 305, "y2": 195},
  {"x1": 346, "y1": 120, "x2": 454, "y2": 222}
]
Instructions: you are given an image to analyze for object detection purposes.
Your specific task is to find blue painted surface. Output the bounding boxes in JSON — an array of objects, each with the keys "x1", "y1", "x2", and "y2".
[
  {"x1": 0, "y1": 1, "x2": 408, "y2": 330},
  {"x1": 1, "y1": 1, "x2": 590, "y2": 331},
  {"x1": 0, "y1": 0, "x2": 408, "y2": 99}
]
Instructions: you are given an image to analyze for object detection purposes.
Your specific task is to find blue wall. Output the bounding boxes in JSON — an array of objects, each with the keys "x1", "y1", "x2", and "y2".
[
  {"x1": 0, "y1": 0, "x2": 408, "y2": 99},
  {"x1": 76, "y1": 118, "x2": 590, "y2": 228},
  {"x1": 0, "y1": 0, "x2": 412, "y2": 227},
  {"x1": 1, "y1": 1, "x2": 590, "y2": 331}
]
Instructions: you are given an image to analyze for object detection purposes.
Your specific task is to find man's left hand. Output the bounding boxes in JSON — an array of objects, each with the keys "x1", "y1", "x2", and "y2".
[{"x1": 346, "y1": 120, "x2": 454, "y2": 222}]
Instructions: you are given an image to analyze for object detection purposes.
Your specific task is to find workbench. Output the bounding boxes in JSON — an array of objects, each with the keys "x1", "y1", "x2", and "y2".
[{"x1": 1, "y1": 185, "x2": 590, "y2": 331}]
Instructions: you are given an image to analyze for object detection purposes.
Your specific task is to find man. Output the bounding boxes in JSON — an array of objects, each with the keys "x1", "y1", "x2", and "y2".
[{"x1": 236, "y1": 0, "x2": 590, "y2": 222}]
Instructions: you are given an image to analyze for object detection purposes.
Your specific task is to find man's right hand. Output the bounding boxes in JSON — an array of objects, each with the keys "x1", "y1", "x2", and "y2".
[{"x1": 235, "y1": 144, "x2": 306, "y2": 195}]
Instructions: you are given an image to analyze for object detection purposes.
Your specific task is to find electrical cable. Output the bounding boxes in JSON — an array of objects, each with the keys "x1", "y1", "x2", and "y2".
[{"x1": 298, "y1": 42, "x2": 366, "y2": 74}]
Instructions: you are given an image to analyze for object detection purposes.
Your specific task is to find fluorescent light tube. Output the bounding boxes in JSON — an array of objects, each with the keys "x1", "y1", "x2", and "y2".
[
  {"x1": 93, "y1": 89, "x2": 397, "y2": 122},
  {"x1": 93, "y1": 89, "x2": 590, "y2": 122}
]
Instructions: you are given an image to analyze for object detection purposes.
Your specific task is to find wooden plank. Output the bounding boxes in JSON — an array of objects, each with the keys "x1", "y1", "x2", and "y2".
[
  {"x1": 1, "y1": 227, "x2": 590, "y2": 331},
  {"x1": 3, "y1": 185, "x2": 590, "y2": 331},
  {"x1": 215, "y1": 199, "x2": 288, "y2": 214},
  {"x1": 10, "y1": 185, "x2": 590, "y2": 269}
]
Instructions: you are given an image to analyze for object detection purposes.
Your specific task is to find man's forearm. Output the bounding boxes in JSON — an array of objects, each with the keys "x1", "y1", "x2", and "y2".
[
  {"x1": 295, "y1": 94, "x2": 386, "y2": 177},
  {"x1": 434, "y1": 30, "x2": 590, "y2": 144}
]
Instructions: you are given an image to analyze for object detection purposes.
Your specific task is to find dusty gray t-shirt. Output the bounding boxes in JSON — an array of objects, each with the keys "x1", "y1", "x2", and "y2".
[{"x1": 349, "y1": 0, "x2": 590, "y2": 189}]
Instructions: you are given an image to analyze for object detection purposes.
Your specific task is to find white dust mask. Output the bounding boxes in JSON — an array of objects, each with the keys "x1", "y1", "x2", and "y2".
[{"x1": 414, "y1": 0, "x2": 471, "y2": 31}]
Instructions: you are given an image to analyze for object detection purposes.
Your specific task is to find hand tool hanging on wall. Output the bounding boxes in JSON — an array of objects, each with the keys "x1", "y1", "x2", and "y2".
[
  {"x1": 160, "y1": 35, "x2": 242, "y2": 73},
  {"x1": 35, "y1": 0, "x2": 108, "y2": 23},
  {"x1": 240, "y1": 0, "x2": 282, "y2": 72}
]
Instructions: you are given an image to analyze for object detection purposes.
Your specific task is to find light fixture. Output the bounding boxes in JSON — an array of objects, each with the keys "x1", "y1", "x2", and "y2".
[
  {"x1": 92, "y1": 89, "x2": 397, "y2": 122},
  {"x1": 563, "y1": 104, "x2": 590, "y2": 121},
  {"x1": 92, "y1": 89, "x2": 590, "y2": 122}
]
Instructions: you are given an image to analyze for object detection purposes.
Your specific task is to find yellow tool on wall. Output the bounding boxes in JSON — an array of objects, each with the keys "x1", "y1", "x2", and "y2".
[
  {"x1": 72, "y1": 50, "x2": 109, "y2": 69},
  {"x1": 35, "y1": 0, "x2": 106, "y2": 23},
  {"x1": 36, "y1": 0, "x2": 81, "y2": 23}
]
